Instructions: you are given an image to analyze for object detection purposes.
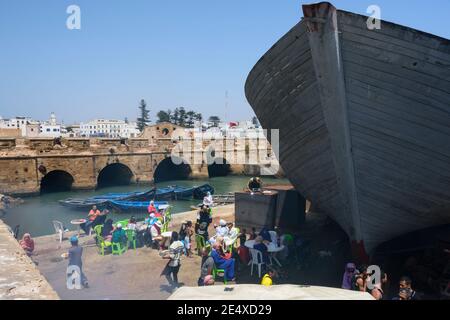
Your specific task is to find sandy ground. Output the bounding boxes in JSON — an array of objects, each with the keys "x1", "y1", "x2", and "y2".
[
  {"x1": 31, "y1": 204, "x2": 355, "y2": 300},
  {"x1": 32, "y1": 205, "x2": 236, "y2": 300}
]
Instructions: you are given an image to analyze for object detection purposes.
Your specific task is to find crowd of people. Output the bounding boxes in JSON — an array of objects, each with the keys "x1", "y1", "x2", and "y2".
[{"x1": 341, "y1": 263, "x2": 421, "y2": 300}]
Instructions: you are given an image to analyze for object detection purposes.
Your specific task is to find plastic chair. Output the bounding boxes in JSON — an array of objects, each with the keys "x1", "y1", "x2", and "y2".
[
  {"x1": 126, "y1": 229, "x2": 137, "y2": 250},
  {"x1": 52, "y1": 220, "x2": 65, "y2": 243},
  {"x1": 249, "y1": 248, "x2": 265, "y2": 278},
  {"x1": 212, "y1": 266, "x2": 227, "y2": 284},
  {"x1": 195, "y1": 234, "x2": 210, "y2": 255},
  {"x1": 269, "y1": 231, "x2": 278, "y2": 245},
  {"x1": 96, "y1": 232, "x2": 112, "y2": 256},
  {"x1": 112, "y1": 241, "x2": 127, "y2": 255}
]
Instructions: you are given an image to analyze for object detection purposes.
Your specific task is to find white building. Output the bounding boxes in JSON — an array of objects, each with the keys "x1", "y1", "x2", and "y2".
[
  {"x1": 39, "y1": 113, "x2": 65, "y2": 137},
  {"x1": 0, "y1": 116, "x2": 37, "y2": 136},
  {"x1": 80, "y1": 119, "x2": 140, "y2": 138}
]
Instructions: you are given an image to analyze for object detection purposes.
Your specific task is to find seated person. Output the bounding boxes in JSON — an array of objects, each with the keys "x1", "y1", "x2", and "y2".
[
  {"x1": 147, "y1": 200, "x2": 157, "y2": 214},
  {"x1": 223, "y1": 222, "x2": 239, "y2": 248},
  {"x1": 211, "y1": 243, "x2": 236, "y2": 281},
  {"x1": 101, "y1": 219, "x2": 114, "y2": 241},
  {"x1": 150, "y1": 220, "x2": 163, "y2": 249},
  {"x1": 253, "y1": 236, "x2": 270, "y2": 264},
  {"x1": 112, "y1": 223, "x2": 127, "y2": 245},
  {"x1": 145, "y1": 213, "x2": 158, "y2": 226},
  {"x1": 81, "y1": 205, "x2": 102, "y2": 234},
  {"x1": 198, "y1": 247, "x2": 216, "y2": 286},
  {"x1": 19, "y1": 233, "x2": 35, "y2": 256},
  {"x1": 215, "y1": 219, "x2": 229, "y2": 237},
  {"x1": 258, "y1": 227, "x2": 272, "y2": 245},
  {"x1": 128, "y1": 216, "x2": 137, "y2": 231}
]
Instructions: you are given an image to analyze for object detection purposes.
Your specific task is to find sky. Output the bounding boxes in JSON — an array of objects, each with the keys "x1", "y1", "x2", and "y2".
[{"x1": 0, "y1": 0, "x2": 449, "y2": 125}]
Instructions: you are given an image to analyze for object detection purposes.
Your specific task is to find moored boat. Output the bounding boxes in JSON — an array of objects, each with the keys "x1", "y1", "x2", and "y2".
[
  {"x1": 109, "y1": 200, "x2": 169, "y2": 212},
  {"x1": 193, "y1": 184, "x2": 215, "y2": 200},
  {"x1": 245, "y1": 2, "x2": 450, "y2": 258}
]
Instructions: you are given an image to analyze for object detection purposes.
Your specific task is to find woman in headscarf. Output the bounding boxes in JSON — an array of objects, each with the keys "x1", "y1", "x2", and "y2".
[
  {"x1": 19, "y1": 233, "x2": 35, "y2": 256},
  {"x1": 341, "y1": 262, "x2": 358, "y2": 290}
]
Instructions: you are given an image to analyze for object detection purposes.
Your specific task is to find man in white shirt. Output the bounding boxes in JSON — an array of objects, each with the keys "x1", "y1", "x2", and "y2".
[{"x1": 203, "y1": 192, "x2": 213, "y2": 207}]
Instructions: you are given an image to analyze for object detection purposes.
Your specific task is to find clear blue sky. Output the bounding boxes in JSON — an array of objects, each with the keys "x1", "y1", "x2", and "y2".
[{"x1": 0, "y1": 0, "x2": 449, "y2": 124}]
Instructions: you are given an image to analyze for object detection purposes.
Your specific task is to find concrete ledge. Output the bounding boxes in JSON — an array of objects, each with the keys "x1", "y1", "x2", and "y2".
[{"x1": 0, "y1": 220, "x2": 59, "y2": 300}]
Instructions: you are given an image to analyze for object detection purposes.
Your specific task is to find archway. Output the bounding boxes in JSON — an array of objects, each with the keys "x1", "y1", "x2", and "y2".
[
  {"x1": 153, "y1": 156, "x2": 192, "y2": 183},
  {"x1": 97, "y1": 163, "x2": 133, "y2": 189},
  {"x1": 40, "y1": 170, "x2": 74, "y2": 194},
  {"x1": 208, "y1": 158, "x2": 231, "y2": 177}
]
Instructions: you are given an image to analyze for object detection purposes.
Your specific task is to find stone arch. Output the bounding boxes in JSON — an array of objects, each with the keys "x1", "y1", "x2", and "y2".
[
  {"x1": 40, "y1": 170, "x2": 74, "y2": 194},
  {"x1": 97, "y1": 163, "x2": 134, "y2": 189},
  {"x1": 208, "y1": 157, "x2": 231, "y2": 177},
  {"x1": 153, "y1": 156, "x2": 192, "y2": 183}
]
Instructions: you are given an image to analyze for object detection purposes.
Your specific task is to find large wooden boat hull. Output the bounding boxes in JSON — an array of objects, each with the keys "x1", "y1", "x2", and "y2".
[{"x1": 245, "y1": 2, "x2": 450, "y2": 256}]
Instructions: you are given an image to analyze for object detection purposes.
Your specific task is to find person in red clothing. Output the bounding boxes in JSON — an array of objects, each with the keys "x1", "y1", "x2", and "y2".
[
  {"x1": 147, "y1": 200, "x2": 157, "y2": 214},
  {"x1": 88, "y1": 205, "x2": 101, "y2": 222}
]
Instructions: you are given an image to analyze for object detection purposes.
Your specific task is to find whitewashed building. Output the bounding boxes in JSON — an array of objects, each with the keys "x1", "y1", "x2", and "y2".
[
  {"x1": 80, "y1": 119, "x2": 139, "y2": 138},
  {"x1": 39, "y1": 113, "x2": 66, "y2": 137}
]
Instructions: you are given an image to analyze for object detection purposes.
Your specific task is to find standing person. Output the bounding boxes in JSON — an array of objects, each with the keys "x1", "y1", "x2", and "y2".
[
  {"x1": 198, "y1": 247, "x2": 216, "y2": 286},
  {"x1": 161, "y1": 232, "x2": 184, "y2": 288},
  {"x1": 19, "y1": 233, "x2": 35, "y2": 256},
  {"x1": 196, "y1": 206, "x2": 212, "y2": 241},
  {"x1": 341, "y1": 262, "x2": 358, "y2": 290},
  {"x1": 203, "y1": 192, "x2": 213, "y2": 207},
  {"x1": 67, "y1": 236, "x2": 88, "y2": 288}
]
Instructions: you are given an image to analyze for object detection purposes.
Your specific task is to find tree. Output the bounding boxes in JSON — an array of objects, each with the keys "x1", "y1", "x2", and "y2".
[
  {"x1": 171, "y1": 108, "x2": 180, "y2": 126},
  {"x1": 186, "y1": 111, "x2": 196, "y2": 128},
  {"x1": 178, "y1": 107, "x2": 187, "y2": 127},
  {"x1": 208, "y1": 116, "x2": 221, "y2": 127},
  {"x1": 157, "y1": 110, "x2": 171, "y2": 123},
  {"x1": 124, "y1": 117, "x2": 129, "y2": 124},
  {"x1": 137, "y1": 99, "x2": 150, "y2": 131},
  {"x1": 252, "y1": 116, "x2": 260, "y2": 127},
  {"x1": 195, "y1": 113, "x2": 202, "y2": 122}
]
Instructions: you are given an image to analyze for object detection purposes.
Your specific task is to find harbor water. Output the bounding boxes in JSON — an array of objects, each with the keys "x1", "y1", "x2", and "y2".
[{"x1": 2, "y1": 176, "x2": 289, "y2": 237}]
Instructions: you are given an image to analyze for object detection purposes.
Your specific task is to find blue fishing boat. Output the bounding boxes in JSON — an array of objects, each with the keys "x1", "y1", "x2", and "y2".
[
  {"x1": 171, "y1": 185, "x2": 195, "y2": 200},
  {"x1": 89, "y1": 189, "x2": 156, "y2": 201},
  {"x1": 109, "y1": 200, "x2": 169, "y2": 212},
  {"x1": 154, "y1": 187, "x2": 175, "y2": 201},
  {"x1": 58, "y1": 198, "x2": 110, "y2": 211},
  {"x1": 193, "y1": 184, "x2": 215, "y2": 200}
]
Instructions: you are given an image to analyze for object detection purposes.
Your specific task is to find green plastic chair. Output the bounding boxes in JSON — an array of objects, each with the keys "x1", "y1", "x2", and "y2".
[
  {"x1": 212, "y1": 266, "x2": 227, "y2": 284},
  {"x1": 195, "y1": 234, "x2": 210, "y2": 255},
  {"x1": 112, "y1": 241, "x2": 127, "y2": 255},
  {"x1": 94, "y1": 226, "x2": 112, "y2": 256},
  {"x1": 126, "y1": 229, "x2": 137, "y2": 250}
]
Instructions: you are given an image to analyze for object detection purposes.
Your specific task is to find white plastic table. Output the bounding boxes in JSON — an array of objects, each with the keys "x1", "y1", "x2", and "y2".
[
  {"x1": 71, "y1": 219, "x2": 86, "y2": 237},
  {"x1": 245, "y1": 240, "x2": 285, "y2": 267}
]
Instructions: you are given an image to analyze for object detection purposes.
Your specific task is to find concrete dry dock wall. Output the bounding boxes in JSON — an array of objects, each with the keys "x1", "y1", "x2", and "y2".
[{"x1": 0, "y1": 220, "x2": 59, "y2": 300}]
